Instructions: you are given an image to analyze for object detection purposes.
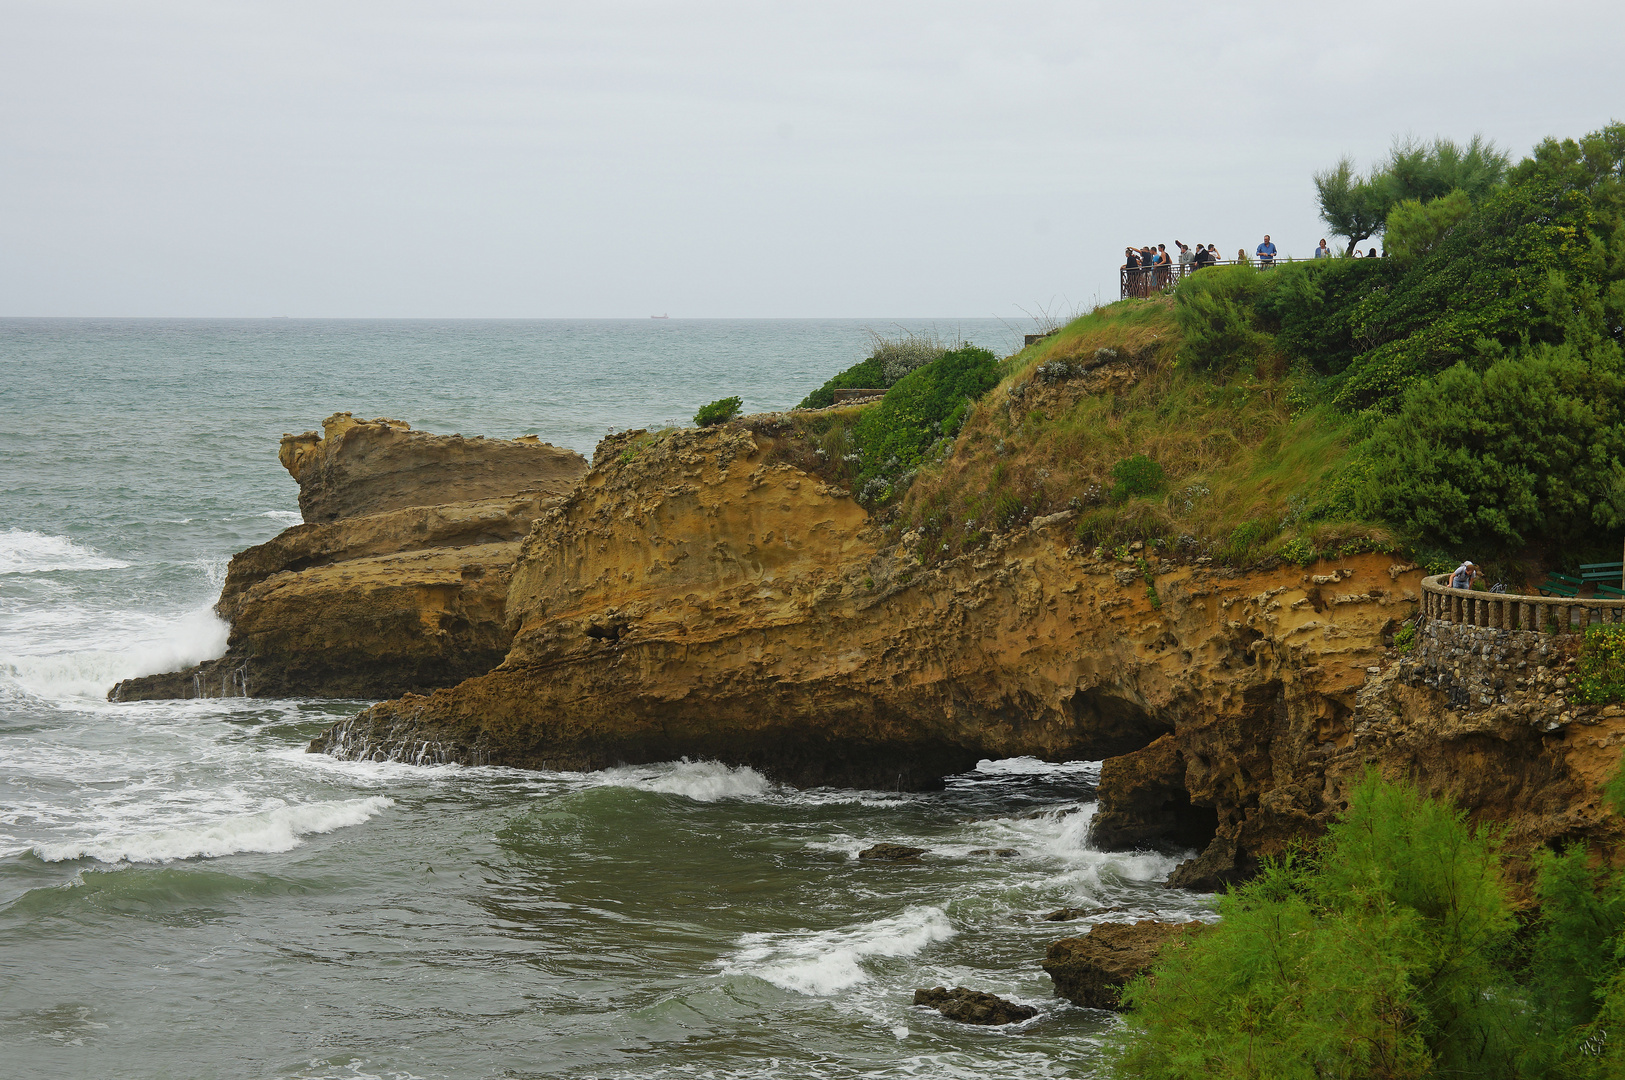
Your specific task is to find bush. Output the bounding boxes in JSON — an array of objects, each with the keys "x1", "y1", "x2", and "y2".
[
  {"x1": 1576, "y1": 625, "x2": 1625, "y2": 704},
  {"x1": 1354, "y1": 345, "x2": 1625, "y2": 550},
  {"x1": 1384, "y1": 189, "x2": 1473, "y2": 266},
  {"x1": 1172, "y1": 263, "x2": 1275, "y2": 372},
  {"x1": 1109, "y1": 774, "x2": 1520, "y2": 1079},
  {"x1": 796, "y1": 331, "x2": 948, "y2": 409},
  {"x1": 693, "y1": 396, "x2": 742, "y2": 427},
  {"x1": 1109, "y1": 454, "x2": 1165, "y2": 502},
  {"x1": 851, "y1": 344, "x2": 1000, "y2": 496}
]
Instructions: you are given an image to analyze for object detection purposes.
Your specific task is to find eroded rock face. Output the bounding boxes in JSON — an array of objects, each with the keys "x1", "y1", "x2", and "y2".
[
  {"x1": 111, "y1": 421, "x2": 588, "y2": 702},
  {"x1": 279, "y1": 413, "x2": 584, "y2": 523},
  {"x1": 1042, "y1": 920, "x2": 1204, "y2": 1009},
  {"x1": 310, "y1": 424, "x2": 1419, "y2": 820}
]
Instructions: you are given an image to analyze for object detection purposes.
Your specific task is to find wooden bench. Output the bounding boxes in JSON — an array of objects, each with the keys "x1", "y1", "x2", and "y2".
[
  {"x1": 1597, "y1": 583, "x2": 1625, "y2": 600},
  {"x1": 1582, "y1": 561, "x2": 1624, "y2": 584},
  {"x1": 1540, "y1": 572, "x2": 1583, "y2": 598}
]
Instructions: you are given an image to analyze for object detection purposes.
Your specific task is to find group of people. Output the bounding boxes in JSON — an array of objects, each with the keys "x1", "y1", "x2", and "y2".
[
  {"x1": 1122, "y1": 235, "x2": 1388, "y2": 297},
  {"x1": 1121, "y1": 239, "x2": 1259, "y2": 297}
]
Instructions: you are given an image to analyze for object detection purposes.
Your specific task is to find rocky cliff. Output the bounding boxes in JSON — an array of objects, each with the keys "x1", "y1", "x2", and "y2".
[
  {"x1": 111, "y1": 416, "x2": 587, "y2": 701},
  {"x1": 309, "y1": 419, "x2": 1499, "y2": 885}
]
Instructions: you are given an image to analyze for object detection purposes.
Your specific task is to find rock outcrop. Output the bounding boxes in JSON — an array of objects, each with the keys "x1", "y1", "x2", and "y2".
[
  {"x1": 309, "y1": 420, "x2": 1435, "y2": 885},
  {"x1": 1042, "y1": 920, "x2": 1204, "y2": 1009},
  {"x1": 912, "y1": 987, "x2": 1037, "y2": 1025},
  {"x1": 279, "y1": 412, "x2": 584, "y2": 523},
  {"x1": 111, "y1": 417, "x2": 587, "y2": 702}
]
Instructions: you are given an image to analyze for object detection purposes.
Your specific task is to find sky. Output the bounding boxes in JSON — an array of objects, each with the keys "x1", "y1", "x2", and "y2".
[{"x1": 1, "y1": 1, "x2": 1620, "y2": 319}]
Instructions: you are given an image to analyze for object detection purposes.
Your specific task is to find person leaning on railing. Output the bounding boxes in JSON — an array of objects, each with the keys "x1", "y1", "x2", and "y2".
[{"x1": 1256, "y1": 234, "x2": 1278, "y2": 266}]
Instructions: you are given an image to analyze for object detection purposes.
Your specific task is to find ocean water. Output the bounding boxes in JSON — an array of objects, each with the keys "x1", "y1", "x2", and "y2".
[{"x1": 0, "y1": 319, "x2": 1212, "y2": 1079}]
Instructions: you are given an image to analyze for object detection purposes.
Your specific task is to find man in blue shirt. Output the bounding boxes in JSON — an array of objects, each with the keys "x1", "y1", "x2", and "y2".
[{"x1": 1256, "y1": 235, "x2": 1278, "y2": 265}]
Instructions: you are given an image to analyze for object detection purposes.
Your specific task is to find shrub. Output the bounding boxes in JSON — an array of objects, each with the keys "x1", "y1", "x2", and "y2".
[
  {"x1": 1384, "y1": 188, "x2": 1473, "y2": 266},
  {"x1": 1393, "y1": 623, "x2": 1416, "y2": 652},
  {"x1": 1109, "y1": 774, "x2": 1520, "y2": 1080},
  {"x1": 693, "y1": 396, "x2": 742, "y2": 427},
  {"x1": 1172, "y1": 263, "x2": 1275, "y2": 372},
  {"x1": 1576, "y1": 625, "x2": 1625, "y2": 704},
  {"x1": 1354, "y1": 345, "x2": 1625, "y2": 550},
  {"x1": 796, "y1": 331, "x2": 947, "y2": 409},
  {"x1": 851, "y1": 344, "x2": 1000, "y2": 494},
  {"x1": 1109, "y1": 454, "x2": 1165, "y2": 502}
]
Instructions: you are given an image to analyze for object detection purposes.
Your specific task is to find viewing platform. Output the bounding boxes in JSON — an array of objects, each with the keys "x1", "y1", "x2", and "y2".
[{"x1": 1420, "y1": 574, "x2": 1625, "y2": 632}]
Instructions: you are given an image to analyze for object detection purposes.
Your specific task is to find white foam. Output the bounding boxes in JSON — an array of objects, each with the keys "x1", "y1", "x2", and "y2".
[
  {"x1": 33, "y1": 796, "x2": 394, "y2": 864},
  {"x1": 973, "y1": 756, "x2": 1100, "y2": 777},
  {"x1": 0, "y1": 529, "x2": 130, "y2": 575},
  {"x1": 591, "y1": 759, "x2": 773, "y2": 802},
  {"x1": 2, "y1": 603, "x2": 229, "y2": 700},
  {"x1": 723, "y1": 906, "x2": 957, "y2": 995},
  {"x1": 256, "y1": 510, "x2": 304, "y2": 525}
]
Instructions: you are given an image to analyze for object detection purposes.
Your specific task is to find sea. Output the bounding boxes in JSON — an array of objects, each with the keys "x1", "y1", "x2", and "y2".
[{"x1": 0, "y1": 319, "x2": 1212, "y2": 1080}]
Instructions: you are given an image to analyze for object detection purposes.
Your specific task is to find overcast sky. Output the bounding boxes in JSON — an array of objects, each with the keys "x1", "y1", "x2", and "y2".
[{"x1": 2, "y1": 1, "x2": 1619, "y2": 318}]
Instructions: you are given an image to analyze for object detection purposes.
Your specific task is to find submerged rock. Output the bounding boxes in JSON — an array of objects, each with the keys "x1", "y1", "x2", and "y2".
[
  {"x1": 968, "y1": 848, "x2": 1019, "y2": 857},
  {"x1": 912, "y1": 986, "x2": 1037, "y2": 1025},
  {"x1": 1042, "y1": 919, "x2": 1204, "y2": 1010},
  {"x1": 857, "y1": 843, "x2": 928, "y2": 862},
  {"x1": 1041, "y1": 905, "x2": 1127, "y2": 922}
]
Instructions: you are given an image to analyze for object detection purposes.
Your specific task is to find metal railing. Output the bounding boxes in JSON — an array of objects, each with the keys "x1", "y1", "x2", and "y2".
[
  {"x1": 1120, "y1": 256, "x2": 1315, "y2": 299},
  {"x1": 1420, "y1": 574, "x2": 1625, "y2": 631}
]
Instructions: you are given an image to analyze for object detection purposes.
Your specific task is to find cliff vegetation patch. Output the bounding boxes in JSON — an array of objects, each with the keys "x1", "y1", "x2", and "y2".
[{"x1": 1108, "y1": 772, "x2": 1625, "y2": 1080}]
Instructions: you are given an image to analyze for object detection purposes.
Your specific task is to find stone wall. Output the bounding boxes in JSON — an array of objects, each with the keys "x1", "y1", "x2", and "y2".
[{"x1": 1394, "y1": 617, "x2": 1607, "y2": 732}]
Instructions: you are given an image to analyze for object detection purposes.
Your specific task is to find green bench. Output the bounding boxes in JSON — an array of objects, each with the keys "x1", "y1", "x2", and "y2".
[
  {"x1": 1540, "y1": 572, "x2": 1582, "y2": 598},
  {"x1": 1581, "y1": 561, "x2": 1624, "y2": 583}
]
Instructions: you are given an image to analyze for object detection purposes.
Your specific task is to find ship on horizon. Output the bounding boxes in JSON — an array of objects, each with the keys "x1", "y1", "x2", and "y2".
[{"x1": 650, "y1": 313, "x2": 669, "y2": 319}]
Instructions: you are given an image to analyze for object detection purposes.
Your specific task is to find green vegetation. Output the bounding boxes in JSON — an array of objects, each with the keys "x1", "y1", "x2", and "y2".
[
  {"x1": 795, "y1": 330, "x2": 948, "y2": 410},
  {"x1": 693, "y1": 396, "x2": 742, "y2": 427},
  {"x1": 848, "y1": 344, "x2": 1000, "y2": 503},
  {"x1": 1314, "y1": 135, "x2": 1510, "y2": 254},
  {"x1": 1577, "y1": 625, "x2": 1625, "y2": 704},
  {"x1": 779, "y1": 122, "x2": 1623, "y2": 571},
  {"x1": 1109, "y1": 773, "x2": 1625, "y2": 1080}
]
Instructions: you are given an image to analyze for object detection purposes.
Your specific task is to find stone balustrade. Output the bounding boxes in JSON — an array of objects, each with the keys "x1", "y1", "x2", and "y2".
[{"x1": 1421, "y1": 573, "x2": 1625, "y2": 632}]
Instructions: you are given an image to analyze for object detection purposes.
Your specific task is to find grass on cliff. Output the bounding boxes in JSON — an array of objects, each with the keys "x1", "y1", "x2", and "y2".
[{"x1": 893, "y1": 298, "x2": 1389, "y2": 566}]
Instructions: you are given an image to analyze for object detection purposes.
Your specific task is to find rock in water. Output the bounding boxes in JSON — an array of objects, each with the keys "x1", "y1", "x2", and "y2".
[
  {"x1": 857, "y1": 844, "x2": 927, "y2": 862},
  {"x1": 1042, "y1": 920, "x2": 1204, "y2": 1010},
  {"x1": 912, "y1": 987, "x2": 1037, "y2": 1025},
  {"x1": 110, "y1": 415, "x2": 588, "y2": 702}
]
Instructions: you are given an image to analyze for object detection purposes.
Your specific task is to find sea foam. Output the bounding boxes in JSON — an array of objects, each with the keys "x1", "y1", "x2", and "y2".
[
  {"x1": 723, "y1": 906, "x2": 957, "y2": 995},
  {"x1": 33, "y1": 796, "x2": 394, "y2": 864},
  {"x1": 0, "y1": 529, "x2": 131, "y2": 575},
  {"x1": 2, "y1": 603, "x2": 229, "y2": 700},
  {"x1": 591, "y1": 759, "x2": 773, "y2": 802}
]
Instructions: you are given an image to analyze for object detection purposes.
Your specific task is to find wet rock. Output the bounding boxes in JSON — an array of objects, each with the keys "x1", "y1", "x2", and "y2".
[
  {"x1": 858, "y1": 843, "x2": 928, "y2": 862},
  {"x1": 912, "y1": 987, "x2": 1037, "y2": 1025},
  {"x1": 1041, "y1": 905, "x2": 1127, "y2": 922},
  {"x1": 968, "y1": 847, "x2": 1019, "y2": 857},
  {"x1": 1042, "y1": 920, "x2": 1204, "y2": 1009}
]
